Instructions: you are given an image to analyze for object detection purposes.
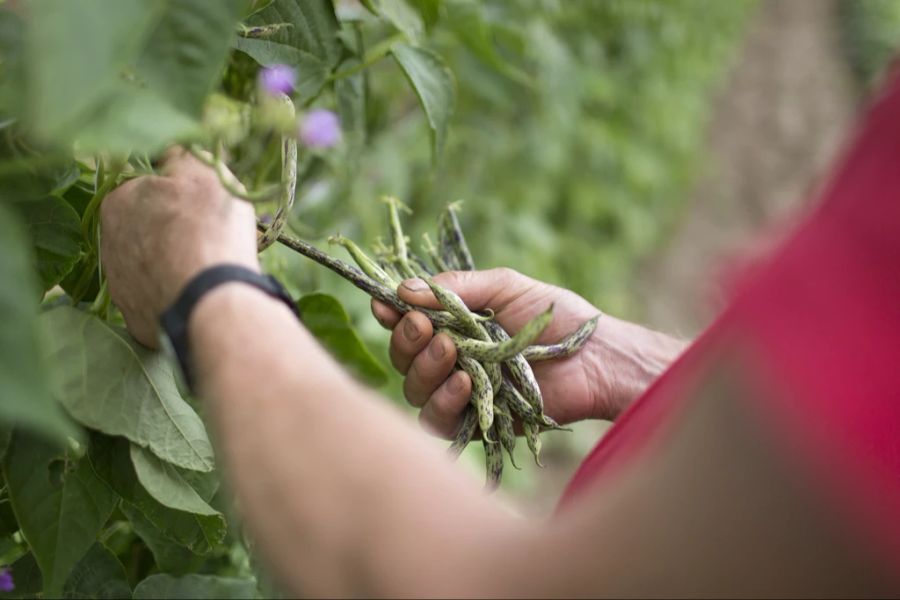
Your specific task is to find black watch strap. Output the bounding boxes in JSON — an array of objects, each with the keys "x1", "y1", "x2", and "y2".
[{"x1": 160, "y1": 264, "x2": 298, "y2": 392}]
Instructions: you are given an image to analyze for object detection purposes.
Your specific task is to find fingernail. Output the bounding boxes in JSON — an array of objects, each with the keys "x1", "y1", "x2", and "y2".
[
  {"x1": 401, "y1": 278, "x2": 428, "y2": 292},
  {"x1": 428, "y1": 336, "x2": 446, "y2": 360},
  {"x1": 403, "y1": 319, "x2": 421, "y2": 342},
  {"x1": 447, "y1": 372, "x2": 465, "y2": 395}
]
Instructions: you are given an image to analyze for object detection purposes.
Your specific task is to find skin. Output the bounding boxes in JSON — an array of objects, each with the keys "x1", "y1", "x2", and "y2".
[
  {"x1": 371, "y1": 271, "x2": 687, "y2": 438},
  {"x1": 100, "y1": 149, "x2": 896, "y2": 597}
]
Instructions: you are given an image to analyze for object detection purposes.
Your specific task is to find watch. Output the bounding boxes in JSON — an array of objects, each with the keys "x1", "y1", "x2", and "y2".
[{"x1": 159, "y1": 264, "x2": 299, "y2": 392}]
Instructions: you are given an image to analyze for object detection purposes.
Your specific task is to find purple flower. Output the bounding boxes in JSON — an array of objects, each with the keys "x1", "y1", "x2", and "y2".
[
  {"x1": 258, "y1": 64, "x2": 296, "y2": 96},
  {"x1": 298, "y1": 109, "x2": 342, "y2": 149},
  {"x1": 0, "y1": 567, "x2": 14, "y2": 592}
]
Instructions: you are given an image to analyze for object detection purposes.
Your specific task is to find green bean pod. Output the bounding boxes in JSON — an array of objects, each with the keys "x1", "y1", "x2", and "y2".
[
  {"x1": 483, "y1": 360, "x2": 502, "y2": 390},
  {"x1": 483, "y1": 320, "x2": 545, "y2": 414},
  {"x1": 257, "y1": 95, "x2": 298, "y2": 251},
  {"x1": 443, "y1": 305, "x2": 554, "y2": 362},
  {"x1": 521, "y1": 315, "x2": 600, "y2": 362},
  {"x1": 425, "y1": 278, "x2": 490, "y2": 340},
  {"x1": 267, "y1": 229, "x2": 469, "y2": 331},
  {"x1": 329, "y1": 235, "x2": 398, "y2": 288},
  {"x1": 494, "y1": 397, "x2": 519, "y2": 470},
  {"x1": 523, "y1": 420, "x2": 544, "y2": 468},
  {"x1": 380, "y1": 196, "x2": 417, "y2": 278},
  {"x1": 439, "y1": 201, "x2": 475, "y2": 271},
  {"x1": 457, "y1": 355, "x2": 495, "y2": 441},
  {"x1": 497, "y1": 379, "x2": 536, "y2": 421},
  {"x1": 484, "y1": 433, "x2": 504, "y2": 490},
  {"x1": 448, "y1": 405, "x2": 478, "y2": 459},
  {"x1": 421, "y1": 233, "x2": 452, "y2": 273}
]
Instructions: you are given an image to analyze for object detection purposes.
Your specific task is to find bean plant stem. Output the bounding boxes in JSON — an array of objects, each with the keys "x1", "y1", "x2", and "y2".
[{"x1": 328, "y1": 33, "x2": 404, "y2": 82}]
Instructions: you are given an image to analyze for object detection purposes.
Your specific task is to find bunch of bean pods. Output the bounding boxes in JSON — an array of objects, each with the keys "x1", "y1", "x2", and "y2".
[{"x1": 263, "y1": 197, "x2": 600, "y2": 489}]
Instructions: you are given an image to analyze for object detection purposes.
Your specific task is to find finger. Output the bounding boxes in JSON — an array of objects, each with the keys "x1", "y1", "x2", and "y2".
[
  {"x1": 403, "y1": 333, "x2": 457, "y2": 407},
  {"x1": 371, "y1": 299, "x2": 402, "y2": 330},
  {"x1": 418, "y1": 370, "x2": 472, "y2": 439},
  {"x1": 157, "y1": 146, "x2": 231, "y2": 190},
  {"x1": 388, "y1": 311, "x2": 433, "y2": 374},
  {"x1": 397, "y1": 267, "x2": 531, "y2": 313},
  {"x1": 156, "y1": 146, "x2": 198, "y2": 176}
]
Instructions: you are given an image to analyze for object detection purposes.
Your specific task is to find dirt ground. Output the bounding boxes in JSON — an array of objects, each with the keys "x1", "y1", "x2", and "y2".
[
  {"x1": 519, "y1": 0, "x2": 862, "y2": 514},
  {"x1": 637, "y1": 0, "x2": 859, "y2": 336}
]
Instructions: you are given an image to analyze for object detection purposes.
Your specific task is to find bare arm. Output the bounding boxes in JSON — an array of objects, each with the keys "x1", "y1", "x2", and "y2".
[{"x1": 102, "y1": 150, "x2": 892, "y2": 597}]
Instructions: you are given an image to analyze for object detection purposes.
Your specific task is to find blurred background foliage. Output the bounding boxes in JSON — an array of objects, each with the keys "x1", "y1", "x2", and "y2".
[
  {"x1": 290, "y1": 0, "x2": 756, "y2": 320},
  {"x1": 256, "y1": 0, "x2": 900, "y2": 502}
]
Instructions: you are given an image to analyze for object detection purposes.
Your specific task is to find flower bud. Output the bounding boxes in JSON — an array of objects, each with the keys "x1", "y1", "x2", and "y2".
[
  {"x1": 258, "y1": 64, "x2": 296, "y2": 96},
  {"x1": 298, "y1": 109, "x2": 342, "y2": 149}
]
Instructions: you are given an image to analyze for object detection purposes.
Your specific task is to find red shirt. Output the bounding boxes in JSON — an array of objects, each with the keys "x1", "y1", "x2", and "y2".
[{"x1": 560, "y1": 70, "x2": 900, "y2": 572}]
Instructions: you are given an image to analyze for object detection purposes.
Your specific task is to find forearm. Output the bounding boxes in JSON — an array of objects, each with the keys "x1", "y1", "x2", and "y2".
[
  {"x1": 589, "y1": 315, "x2": 689, "y2": 417},
  {"x1": 190, "y1": 284, "x2": 516, "y2": 596}
]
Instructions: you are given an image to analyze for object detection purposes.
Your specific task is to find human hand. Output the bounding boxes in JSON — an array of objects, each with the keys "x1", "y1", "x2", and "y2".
[
  {"x1": 372, "y1": 268, "x2": 688, "y2": 438},
  {"x1": 101, "y1": 148, "x2": 260, "y2": 348},
  {"x1": 369, "y1": 269, "x2": 611, "y2": 437}
]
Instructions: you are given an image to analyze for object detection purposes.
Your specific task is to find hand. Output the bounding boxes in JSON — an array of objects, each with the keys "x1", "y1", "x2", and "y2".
[
  {"x1": 372, "y1": 268, "x2": 686, "y2": 438},
  {"x1": 101, "y1": 148, "x2": 260, "y2": 348}
]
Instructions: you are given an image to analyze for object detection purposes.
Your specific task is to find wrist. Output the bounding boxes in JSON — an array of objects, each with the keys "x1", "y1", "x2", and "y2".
[
  {"x1": 586, "y1": 315, "x2": 688, "y2": 419},
  {"x1": 160, "y1": 265, "x2": 297, "y2": 392}
]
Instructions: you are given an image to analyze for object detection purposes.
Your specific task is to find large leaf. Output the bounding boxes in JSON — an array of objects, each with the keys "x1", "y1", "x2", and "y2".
[
  {"x1": 133, "y1": 574, "x2": 258, "y2": 600},
  {"x1": 374, "y1": 0, "x2": 425, "y2": 41},
  {"x1": 129, "y1": 445, "x2": 219, "y2": 516},
  {"x1": 62, "y1": 542, "x2": 132, "y2": 600},
  {"x1": 26, "y1": 0, "x2": 244, "y2": 152},
  {"x1": 233, "y1": 0, "x2": 341, "y2": 103},
  {"x1": 0, "y1": 205, "x2": 78, "y2": 444},
  {"x1": 90, "y1": 435, "x2": 226, "y2": 556},
  {"x1": 14, "y1": 196, "x2": 84, "y2": 292},
  {"x1": 2, "y1": 433, "x2": 117, "y2": 597},
  {"x1": 120, "y1": 503, "x2": 205, "y2": 575},
  {"x1": 297, "y1": 293, "x2": 387, "y2": 386},
  {"x1": 391, "y1": 43, "x2": 456, "y2": 159},
  {"x1": 40, "y1": 307, "x2": 215, "y2": 473}
]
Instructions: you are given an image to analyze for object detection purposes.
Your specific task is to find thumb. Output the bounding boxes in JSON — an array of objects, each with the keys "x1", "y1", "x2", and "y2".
[{"x1": 397, "y1": 268, "x2": 532, "y2": 312}]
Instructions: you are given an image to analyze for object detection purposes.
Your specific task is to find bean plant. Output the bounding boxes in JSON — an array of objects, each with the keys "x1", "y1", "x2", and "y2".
[{"x1": 0, "y1": 0, "x2": 761, "y2": 597}]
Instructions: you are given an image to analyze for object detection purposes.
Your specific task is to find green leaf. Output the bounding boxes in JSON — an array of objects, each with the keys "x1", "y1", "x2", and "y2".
[
  {"x1": 40, "y1": 307, "x2": 215, "y2": 473},
  {"x1": 374, "y1": 0, "x2": 424, "y2": 41},
  {"x1": 90, "y1": 435, "x2": 226, "y2": 556},
  {"x1": 390, "y1": 43, "x2": 456, "y2": 159},
  {"x1": 444, "y1": 0, "x2": 531, "y2": 85},
  {"x1": 408, "y1": 0, "x2": 442, "y2": 29},
  {"x1": 233, "y1": 0, "x2": 341, "y2": 103},
  {"x1": 2, "y1": 433, "x2": 117, "y2": 597},
  {"x1": 297, "y1": 293, "x2": 387, "y2": 387},
  {"x1": 129, "y1": 445, "x2": 218, "y2": 516},
  {"x1": 0, "y1": 205, "x2": 78, "y2": 445},
  {"x1": 335, "y1": 60, "x2": 366, "y2": 162},
  {"x1": 26, "y1": 0, "x2": 245, "y2": 152},
  {"x1": 14, "y1": 196, "x2": 84, "y2": 292},
  {"x1": 133, "y1": 574, "x2": 258, "y2": 600},
  {"x1": 119, "y1": 503, "x2": 204, "y2": 576},
  {"x1": 62, "y1": 542, "x2": 132, "y2": 600}
]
